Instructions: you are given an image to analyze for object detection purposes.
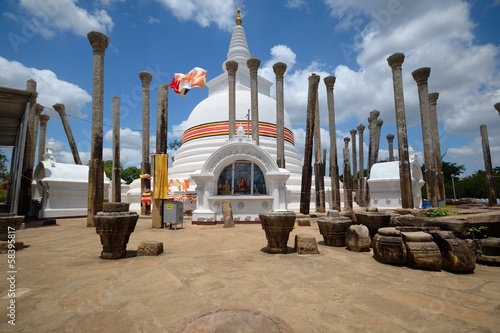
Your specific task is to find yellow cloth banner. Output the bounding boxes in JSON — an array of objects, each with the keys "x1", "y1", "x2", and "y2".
[{"x1": 153, "y1": 154, "x2": 169, "y2": 199}]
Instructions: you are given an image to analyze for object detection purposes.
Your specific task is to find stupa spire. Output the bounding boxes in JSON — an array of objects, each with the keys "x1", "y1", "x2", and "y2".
[{"x1": 223, "y1": 9, "x2": 251, "y2": 71}]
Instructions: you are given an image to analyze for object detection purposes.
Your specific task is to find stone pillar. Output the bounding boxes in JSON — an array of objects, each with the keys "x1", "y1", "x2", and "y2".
[
  {"x1": 152, "y1": 84, "x2": 169, "y2": 229},
  {"x1": 273, "y1": 62, "x2": 287, "y2": 168},
  {"x1": 140, "y1": 71, "x2": 153, "y2": 215},
  {"x1": 247, "y1": 56, "x2": 260, "y2": 145},
  {"x1": 350, "y1": 129, "x2": 358, "y2": 203},
  {"x1": 343, "y1": 137, "x2": 352, "y2": 211},
  {"x1": 480, "y1": 125, "x2": 497, "y2": 206},
  {"x1": 386, "y1": 134, "x2": 395, "y2": 161},
  {"x1": 300, "y1": 74, "x2": 320, "y2": 215},
  {"x1": 314, "y1": 94, "x2": 325, "y2": 213},
  {"x1": 33, "y1": 104, "x2": 44, "y2": 163},
  {"x1": 387, "y1": 52, "x2": 413, "y2": 208},
  {"x1": 38, "y1": 114, "x2": 50, "y2": 162},
  {"x1": 365, "y1": 110, "x2": 380, "y2": 205},
  {"x1": 495, "y1": 102, "x2": 500, "y2": 116},
  {"x1": 429, "y1": 92, "x2": 445, "y2": 202},
  {"x1": 19, "y1": 79, "x2": 37, "y2": 217},
  {"x1": 87, "y1": 31, "x2": 109, "y2": 227},
  {"x1": 53, "y1": 103, "x2": 82, "y2": 165},
  {"x1": 112, "y1": 97, "x2": 121, "y2": 203},
  {"x1": 357, "y1": 124, "x2": 365, "y2": 207},
  {"x1": 412, "y1": 67, "x2": 437, "y2": 207},
  {"x1": 374, "y1": 119, "x2": 383, "y2": 164},
  {"x1": 324, "y1": 76, "x2": 341, "y2": 211},
  {"x1": 226, "y1": 61, "x2": 238, "y2": 139}
]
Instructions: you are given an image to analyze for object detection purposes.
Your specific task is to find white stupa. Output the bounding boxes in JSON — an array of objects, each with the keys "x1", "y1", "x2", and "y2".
[{"x1": 168, "y1": 10, "x2": 333, "y2": 223}]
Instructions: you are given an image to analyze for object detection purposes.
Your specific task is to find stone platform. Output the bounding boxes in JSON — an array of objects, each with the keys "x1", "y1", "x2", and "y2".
[{"x1": 1, "y1": 215, "x2": 499, "y2": 332}]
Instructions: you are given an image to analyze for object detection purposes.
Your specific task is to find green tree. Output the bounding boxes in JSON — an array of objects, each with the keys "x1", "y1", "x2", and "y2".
[
  {"x1": 121, "y1": 166, "x2": 141, "y2": 184},
  {"x1": 442, "y1": 161, "x2": 466, "y2": 199},
  {"x1": 0, "y1": 150, "x2": 9, "y2": 202},
  {"x1": 168, "y1": 139, "x2": 181, "y2": 151}
]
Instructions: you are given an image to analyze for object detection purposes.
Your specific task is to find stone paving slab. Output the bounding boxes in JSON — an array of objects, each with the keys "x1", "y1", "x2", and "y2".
[{"x1": 1, "y1": 217, "x2": 500, "y2": 332}]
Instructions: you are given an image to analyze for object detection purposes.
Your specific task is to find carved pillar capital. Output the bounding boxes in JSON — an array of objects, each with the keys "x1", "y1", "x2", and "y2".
[
  {"x1": 139, "y1": 71, "x2": 153, "y2": 86},
  {"x1": 323, "y1": 75, "x2": 336, "y2": 90},
  {"x1": 412, "y1": 67, "x2": 431, "y2": 85},
  {"x1": 494, "y1": 102, "x2": 500, "y2": 115},
  {"x1": 53, "y1": 103, "x2": 66, "y2": 116},
  {"x1": 246, "y1": 56, "x2": 260, "y2": 72},
  {"x1": 429, "y1": 92, "x2": 439, "y2": 105},
  {"x1": 387, "y1": 52, "x2": 405, "y2": 69},
  {"x1": 34, "y1": 103, "x2": 44, "y2": 116},
  {"x1": 272, "y1": 62, "x2": 287, "y2": 77},
  {"x1": 386, "y1": 133, "x2": 394, "y2": 142},
  {"x1": 357, "y1": 124, "x2": 365, "y2": 133},
  {"x1": 225, "y1": 60, "x2": 238, "y2": 74},
  {"x1": 349, "y1": 129, "x2": 357, "y2": 136},
  {"x1": 87, "y1": 31, "x2": 109, "y2": 54}
]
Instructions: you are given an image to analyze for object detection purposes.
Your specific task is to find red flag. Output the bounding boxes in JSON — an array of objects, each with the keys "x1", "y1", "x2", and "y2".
[{"x1": 168, "y1": 67, "x2": 207, "y2": 97}]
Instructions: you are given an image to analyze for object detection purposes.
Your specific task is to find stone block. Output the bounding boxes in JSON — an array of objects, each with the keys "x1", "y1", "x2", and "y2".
[
  {"x1": 137, "y1": 241, "x2": 164, "y2": 256},
  {"x1": 222, "y1": 200, "x2": 234, "y2": 228},
  {"x1": 102, "y1": 202, "x2": 129, "y2": 212},
  {"x1": 476, "y1": 237, "x2": 500, "y2": 264},
  {"x1": 372, "y1": 228, "x2": 407, "y2": 265},
  {"x1": 297, "y1": 219, "x2": 311, "y2": 226},
  {"x1": 345, "y1": 225, "x2": 371, "y2": 252},
  {"x1": 429, "y1": 230, "x2": 475, "y2": 273},
  {"x1": 402, "y1": 232, "x2": 442, "y2": 271},
  {"x1": 294, "y1": 234, "x2": 319, "y2": 254},
  {"x1": 317, "y1": 217, "x2": 352, "y2": 247},
  {"x1": 327, "y1": 210, "x2": 340, "y2": 217}
]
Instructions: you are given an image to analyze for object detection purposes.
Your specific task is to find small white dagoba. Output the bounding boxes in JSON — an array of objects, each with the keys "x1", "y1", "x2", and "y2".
[
  {"x1": 32, "y1": 140, "x2": 110, "y2": 218},
  {"x1": 167, "y1": 10, "x2": 334, "y2": 224},
  {"x1": 367, "y1": 152, "x2": 425, "y2": 209}
]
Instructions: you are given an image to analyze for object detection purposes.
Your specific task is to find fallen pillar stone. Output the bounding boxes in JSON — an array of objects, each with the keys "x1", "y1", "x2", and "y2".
[
  {"x1": 372, "y1": 227, "x2": 407, "y2": 265},
  {"x1": 318, "y1": 217, "x2": 352, "y2": 247},
  {"x1": 476, "y1": 237, "x2": 500, "y2": 264},
  {"x1": 429, "y1": 230, "x2": 475, "y2": 273},
  {"x1": 294, "y1": 234, "x2": 319, "y2": 254},
  {"x1": 402, "y1": 231, "x2": 442, "y2": 271},
  {"x1": 137, "y1": 240, "x2": 164, "y2": 256},
  {"x1": 345, "y1": 225, "x2": 371, "y2": 252}
]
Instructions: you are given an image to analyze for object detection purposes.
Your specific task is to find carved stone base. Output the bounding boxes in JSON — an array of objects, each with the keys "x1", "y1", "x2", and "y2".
[
  {"x1": 259, "y1": 211, "x2": 296, "y2": 254},
  {"x1": 372, "y1": 227, "x2": 407, "y2": 265},
  {"x1": 317, "y1": 217, "x2": 352, "y2": 247}
]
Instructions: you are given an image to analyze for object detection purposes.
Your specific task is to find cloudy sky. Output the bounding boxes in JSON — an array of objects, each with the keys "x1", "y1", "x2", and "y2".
[{"x1": 1, "y1": 0, "x2": 499, "y2": 177}]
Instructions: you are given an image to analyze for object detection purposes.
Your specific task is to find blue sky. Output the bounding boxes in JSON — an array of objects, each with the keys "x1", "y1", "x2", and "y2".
[{"x1": 1, "y1": 0, "x2": 499, "y2": 177}]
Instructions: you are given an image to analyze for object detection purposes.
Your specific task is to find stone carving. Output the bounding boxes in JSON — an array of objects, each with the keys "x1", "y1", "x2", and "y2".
[
  {"x1": 354, "y1": 211, "x2": 391, "y2": 239},
  {"x1": 476, "y1": 237, "x2": 500, "y2": 264},
  {"x1": 294, "y1": 234, "x2": 319, "y2": 254},
  {"x1": 429, "y1": 230, "x2": 475, "y2": 273},
  {"x1": 345, "y1": 224, "x2": 371, "y2": 252},
  {"x1": 372, "y1": 227, "x2": 407, "y2": 265},
  {"x1": 402, "y1": 231, "x2": 442, "y2": 271},
  {"x1": 222, "y1": 200, "x2": 235, "y2": 228},
  {"x1": 137, "y1": 240, "x2": 164, "y2": 256},
  {"x1": 259, "y1": 211, "x2": 296, "y2": 254},
  {"x1": 317, "y1": 217, "x2": 352, "y2": 247}
]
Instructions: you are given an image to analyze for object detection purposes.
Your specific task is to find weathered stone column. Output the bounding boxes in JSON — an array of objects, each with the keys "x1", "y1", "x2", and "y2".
[
  {"x1": 343, "y1": 137, "x2": 352, "y2": 211},
  {"x1": 226, "y1": 60, "x2": 238, "y2": 139},
  {"x1": 350, "y1": 129, "x2": 358, "y2": 203},
  {"x1": 38, "y1": 114, "x2": 50, "y2": 162},
  {"x1": 495, "y1": 102, "x2": 500, "y2": 116},
  {"x1": 53, "y1": 103, "x2": 82, "y2": 165},
  {"x1": 33, "y1": 104, "x2": 44, "y2": 163},
  {"x1": 324, "y1": 76, "x2": 341, "y2": 211},
  {"x1": 374, "y1": 119, "x2": 383, "y2": 164},
  {"x1": 19, "y1": 79, "x2": 37, "y2": 217},
  {"x1": 429, "y1": 92, "x2": 445, "y2": 201},
  {"x1": 152, "y1": 84, "x2": 169, "y2": 228},
  {"x1": 386, "y1": 134, "x2": 395, "y2": 161},
  {"x1": 300, "y1": 74, "x2": 320, "y2": 215},
  {"x1": 412, "y1": 67, "x2": 437, "y2": 207},
  {"x1": 480, "y1": 125, "x2": 497, "y2": 206},
  {"x1": 87, "y1": 31, "x2": 109, "y2": 227},
  {"x1": 357, "y1": 124, "x2": 365, "y2": 207},
  {"x1": 387, "y1": 53, "x2": 413, "y2": 208},
  {"x1": 140, "y1": 71, "x2": 153, "y2": 215},
  {"x1": 247, "y1": 56, "x2": 260, "y2": 145},
  {"x1": 273, "y1": 62, "x2": 287, "y2": 168},
  {"x1": 314, "y1": 95, "x2": 325, "y2": 213},
  {"x1": 112, "y1": 97, "x2": 121, "y2": 203},
  {"x1": 365, "y1": 110, "x2": 380, "y2": 205}
]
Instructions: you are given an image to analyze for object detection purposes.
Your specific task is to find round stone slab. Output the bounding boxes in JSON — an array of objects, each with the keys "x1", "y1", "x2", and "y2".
[
  {"x1": 378, "y1": 227, "x2": 401, "y2": 236},
  {"x1": 401, "y1": 231, "x2": 433, "y2": 242},
  {"x1": 169, "y1": 307, "x2": 295, "y2": 333}
]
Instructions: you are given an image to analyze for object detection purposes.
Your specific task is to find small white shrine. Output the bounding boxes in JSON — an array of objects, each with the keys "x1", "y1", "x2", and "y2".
[
  {"x1": 367, "y1": 153, "x2": 425, "y2": 209},
  {"x1": 32, "y1": 140, "x2": 110, "y2": 219},
  {"x1": 191, "y1": 126, "x2": 290, "y2": 223}
]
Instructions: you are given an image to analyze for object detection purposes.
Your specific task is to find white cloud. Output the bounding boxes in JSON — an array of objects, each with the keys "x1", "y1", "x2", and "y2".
[
  {"x1": 19, "y1": 0, "x2": 114, "y2": 37},
  {"x1": 0, "y1": 57, "x2": 91, "y2": 118},
  {"x1": 147, "y1": 16, "x2": 160, "y2": 24},
  {"x1": 154, "y1": 0, "x2": 236, "y2": 31}
]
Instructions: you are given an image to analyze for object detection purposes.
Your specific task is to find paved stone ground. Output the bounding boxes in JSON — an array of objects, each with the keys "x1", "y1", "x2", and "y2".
[{"x1": 1, "y1": 216, "x2": 500, "y2": 332}]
